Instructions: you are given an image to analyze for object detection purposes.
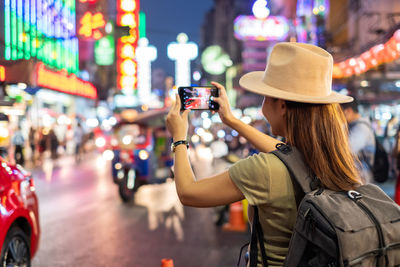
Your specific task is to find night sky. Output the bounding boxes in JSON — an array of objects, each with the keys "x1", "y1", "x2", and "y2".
[{"x1": 140, "y1": 0, "x2": 214, "y2": 76}]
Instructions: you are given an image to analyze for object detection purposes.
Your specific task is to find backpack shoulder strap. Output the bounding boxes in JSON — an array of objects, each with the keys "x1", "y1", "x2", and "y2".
[{"x1": 270, "y1": 144, "x2": 318, "y2": 195}]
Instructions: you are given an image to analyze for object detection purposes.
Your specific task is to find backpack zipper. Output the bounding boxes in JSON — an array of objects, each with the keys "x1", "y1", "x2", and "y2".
[{"x1": 348, "y1": 191, "x2": 388, "y2": 267}]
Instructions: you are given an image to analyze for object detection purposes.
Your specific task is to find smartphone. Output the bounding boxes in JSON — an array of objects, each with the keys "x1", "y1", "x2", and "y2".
[{"x1": 178, "y1": 86, "x2": 219, "y2": 111}]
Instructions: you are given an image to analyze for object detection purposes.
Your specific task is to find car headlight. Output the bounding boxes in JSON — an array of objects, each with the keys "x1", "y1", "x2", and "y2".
[
  {"x1": 95, "y1": 137, "x2": 106, "y2": 148},
  {"x1": 138, "y1": 150, "x2": 149, "y2": 160}
]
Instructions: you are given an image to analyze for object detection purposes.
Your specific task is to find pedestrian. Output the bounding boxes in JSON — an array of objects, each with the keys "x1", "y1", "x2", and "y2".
[
  {"x1": 28, "y1": 127, "x2": 37, "y2": 164},
  {"x1": 12, "y1": 126, "x2": 25, "y2": 165},
  {"x1": 74, "y1": 122, "x2": 84, "y2": 162},
  {"x1": 341, "y1": 97, "x2": 376, "y2": 183},
  {"x1": 166, "y1": 42, "x2": 361, "y2": 266},
  {"x1": 392, "y1": 126, "x2": 400, "y2": 205},
  {"x1": 48, "y1": 129, "x2": 59, "y2": 160}
]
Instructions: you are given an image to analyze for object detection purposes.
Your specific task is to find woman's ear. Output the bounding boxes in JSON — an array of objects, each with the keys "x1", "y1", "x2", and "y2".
[{"x1": 278, "y1": 99, "x2": 287, "y2": 117}]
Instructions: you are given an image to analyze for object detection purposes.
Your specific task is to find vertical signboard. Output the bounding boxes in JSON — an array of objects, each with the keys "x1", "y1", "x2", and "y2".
[{"x1": 116, "y1": 0, "x2": 139, "y2": 95}]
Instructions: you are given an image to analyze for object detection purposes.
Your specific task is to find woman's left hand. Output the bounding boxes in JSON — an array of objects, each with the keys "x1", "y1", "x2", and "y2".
[{"x1": 166, "y1": 94, "x2": 191, "y2": 141}]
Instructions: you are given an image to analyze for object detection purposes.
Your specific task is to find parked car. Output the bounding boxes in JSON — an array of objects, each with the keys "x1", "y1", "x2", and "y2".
[{"x1": 0, "y1": 160, "x2": 40, "y2": 266}]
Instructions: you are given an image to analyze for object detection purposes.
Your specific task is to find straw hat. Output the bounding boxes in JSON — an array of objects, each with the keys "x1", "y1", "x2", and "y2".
[{"x1": 239, "y1": 42, "x2": 353, "y2": 104}]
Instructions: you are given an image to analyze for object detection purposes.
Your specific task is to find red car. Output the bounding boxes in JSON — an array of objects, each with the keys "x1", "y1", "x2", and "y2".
[{"x1": 0, "y1": 161, "x2": 40, "y2": 266}]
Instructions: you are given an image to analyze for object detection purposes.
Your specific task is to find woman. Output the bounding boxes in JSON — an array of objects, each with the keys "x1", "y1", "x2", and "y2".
[{"x1": 166, "y1": 42, "x2": 362, "y2": 266}]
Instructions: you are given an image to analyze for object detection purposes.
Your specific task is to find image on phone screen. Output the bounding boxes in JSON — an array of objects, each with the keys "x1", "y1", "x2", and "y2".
[{"x1": 178, "y1": 86, "x2": 219, "y2": 110}]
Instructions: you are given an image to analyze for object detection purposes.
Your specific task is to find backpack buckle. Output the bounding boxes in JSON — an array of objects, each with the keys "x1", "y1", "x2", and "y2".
[
  {"x1": 275, "y1": 143, "x2": 292, "y2": 154},
  {"x1": 347, "y1": 190, "x2": 362, "y2": 200}
]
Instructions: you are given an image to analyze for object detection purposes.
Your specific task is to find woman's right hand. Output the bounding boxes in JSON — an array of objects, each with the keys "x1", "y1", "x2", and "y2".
[{"x1": 211, "y1": 82, "x2": 236, "y2": 126}]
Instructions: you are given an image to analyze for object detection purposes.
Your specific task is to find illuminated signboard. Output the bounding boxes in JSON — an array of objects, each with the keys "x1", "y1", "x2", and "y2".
[
  {"x1": 78, "y1": 12, "x2": 106, "y2": 40},
  {"x1": 0, "y1": 66, "x2": 5, "y2": 82},
  {"x1": 116, "y1": 0, "x2": 139, "y2": 94},
  {"x1": 36, "y1": 63, "x2": 97, "y2": 99},
  {"x1": 94, "y1": 36, "x2": 115, "y2": 65},
  {"x1": 234, "y1": 15, "x2": 289, "y2": 41},
  {"x1": 3, "y1": 0, "x2": 79, "y2": 73},
  {"x1": 167, "y1": 33, "x2": 198, "y2": 87},
  {"x1": 136, "y1": 37, "x2": 157, "y2": 103}
]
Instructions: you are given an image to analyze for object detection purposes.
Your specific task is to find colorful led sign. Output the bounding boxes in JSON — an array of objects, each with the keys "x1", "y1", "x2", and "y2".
[
  {"x1": 3, "y1": 0, "x2": 79, "y2": 73},
  {"x1": 36, "y1": 63, "x2": 97, "y2": 99},
  {"x1": 234, "y1": 15, "x2": 289, "y2": 41},
  {"x1": 78, "y1": 11, "x2": 106, "y2": 40},
  {"x1": 333, "y1": 29, "x2": 400, "y2": 79},
  {"x1": 116, "y1": 0, "x2": 139, "y2": 95},
  {"x1": 0, "y1": 66, "x2": 5, "y2": 82}
]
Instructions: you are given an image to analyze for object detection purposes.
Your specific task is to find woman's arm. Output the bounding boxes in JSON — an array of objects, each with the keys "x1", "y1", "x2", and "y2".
[
  {"x1": 211, "y1": 82, "x2": 281, "y2": 153},
  {"x1": 166, "y1": 94, "x2": 244, "y2": 207}
]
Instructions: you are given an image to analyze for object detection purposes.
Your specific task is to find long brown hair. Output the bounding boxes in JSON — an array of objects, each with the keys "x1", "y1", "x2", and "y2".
[{"x1": 285, "y1": 101, "x2": 362, "y2": 191}]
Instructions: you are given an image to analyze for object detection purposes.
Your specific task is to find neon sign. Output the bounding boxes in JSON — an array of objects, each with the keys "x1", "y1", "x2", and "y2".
[
  {"x1": 234, "y1": 15, "x2": 289, "y2": 41},
  {"x1": 116, "y1": 0, "x2": 139, "y2": 94},
  {"x1": 36, "y1": 63, "x2": 97, "y2": 99},
  {"x1": 3, "y1": 0, "x2": 79, "y2": 73},
  {"x1": 78, "y1": 12, "x2": 106, "y2": 40},
  {"x1": 0, "y1": 66, "x2": 5, "y2": 82}
]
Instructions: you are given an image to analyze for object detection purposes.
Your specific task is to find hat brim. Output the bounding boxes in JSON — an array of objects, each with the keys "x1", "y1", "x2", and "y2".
[{"x1": 239, "y1": 71, "x2": 353, "y2": 104}]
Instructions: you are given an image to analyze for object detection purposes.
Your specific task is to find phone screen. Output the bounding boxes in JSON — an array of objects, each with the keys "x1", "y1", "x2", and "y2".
[{"x1": 178, "y1": 86, "x2": 219, "y2": 110}]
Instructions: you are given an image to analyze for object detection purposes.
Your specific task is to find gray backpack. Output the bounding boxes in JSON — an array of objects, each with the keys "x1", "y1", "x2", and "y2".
[{"x1": 246, "y1": 144, "x2": 400, "y2": 267}]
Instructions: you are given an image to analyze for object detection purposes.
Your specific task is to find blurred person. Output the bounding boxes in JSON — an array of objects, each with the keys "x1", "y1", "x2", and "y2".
[
  {"x1": 384, "y1": 116, "x2": 398, "y2": 178},
  {"x1": 48, "y1": 129, "x2": 59, "y2": 160},
  {"x1": 341, "y1": 97, "x2": 376, "y2": 183},
  {"x1": 166, "y1": 42, "x2": 361, "y2": 266},
  {"x1": 12, "y1": 126, "x2": 25, "y2": 165},
  {"x1": 74, "y1": 122, "x2": 84, "y2": 162},
  {"x1": 392, "y1": 126, "x2": 400, "y2": 205},
  {"x1": 28, "y1": 127, "x2": 37, "y2": 164}
]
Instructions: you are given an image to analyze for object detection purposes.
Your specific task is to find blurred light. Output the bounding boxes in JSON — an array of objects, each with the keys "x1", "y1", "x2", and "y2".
[
  {"x1": 141, "y1": 105, "x2": 149, "y2": 111},
  {"x1": 117, "y1": 170, "x2": 124, "y2": 179},
  {"x1": 138, "y1": 150, "x2": 149, "y2": 160},
  {"x1": 57, "y1": 115, "x2": 71, "y2": 125},
  {"x1": 191, "y1": 134, "x2": 200, "y2": 143},
  {"x1": 105, "y1": 22, "x2": 113, "y2": 34},
  {"x1": 252, "y1": 0, "x2": 270, "y2": 19},
  {"x1": 127, "y1": 170, "x2": 135, "y2": 189},
  {"x1": 193, "y1": 71, "x2": 201, "y2": 81},
  {"x1": 395, "y1": 80, "x2": 400, "y2": 87},
  {"x1": 217, "y1": 130, "x2": 226, "y2": 138},
  {"x1": 360, "y1": 80, "x2": 369, "y2": 87},
  {"x1": 202, "y1": 132, "x2": 214, "y2": 143},
  {"x1": 382, "y1": 112, "x2": 392, "y2": 120},
  {"x1": 231, "y1": 130, "x2": 239, "y2": 137},
  {"x1": 111, "y1": 138, "x2": 119, "y2": 146},
  {"x1": 349, "y1": 58, "x2": 357, "y2": 66},
  {"x1": 122, "y1": 135, "x2": 133, "y2": 145},
  {"x1": 86, "y1": 118, "x2": 99, "y2": 128},
  {"x1": 95, "y1": 137, "x2": 106, "y2": 148},
  {"x1": 312, "y1": 7, "x2": 319, "y2": 15},
  {"x1": 17, "y1": 83, "x2": 27, "y2": 89},
  {"x1": 241, "y1": 116, "x2": 252, "y2": 124},
  {"x1": 195, "y1": 127, "x2": 205, "y2": 136},
  {"x1": 109, "y1": 116, "x2": 117, "y2": 125},
  {"x1": 115, "y1": 163, "x2": 122, "y2": 170},
  {"x1": 203, "y1": 118, "x2": 212, "y2": 129},
  {"x1": 201, "y1": 112, "x2": 209, "y2": 119},
  {"x1": 211, "y1": 114, "x2": 222, "y2": 123},
  {"x1": 102, "y1": 150, "x2": 114, "y2": 160}
]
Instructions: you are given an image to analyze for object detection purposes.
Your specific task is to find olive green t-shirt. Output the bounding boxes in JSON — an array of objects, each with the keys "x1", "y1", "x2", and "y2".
[{"x1": 228, "y1": 152, "x2": 297, "y2": 267}]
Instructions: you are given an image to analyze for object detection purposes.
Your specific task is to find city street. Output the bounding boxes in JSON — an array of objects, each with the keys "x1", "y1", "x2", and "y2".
[{"x1": 28, "y1": 152, "x2": 248, "y2": 267}]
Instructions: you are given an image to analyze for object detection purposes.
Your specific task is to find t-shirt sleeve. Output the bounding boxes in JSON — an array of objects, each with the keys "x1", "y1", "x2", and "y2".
[{"x1": 228, "y1": 152, "x2": 287, "y2": 206}]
